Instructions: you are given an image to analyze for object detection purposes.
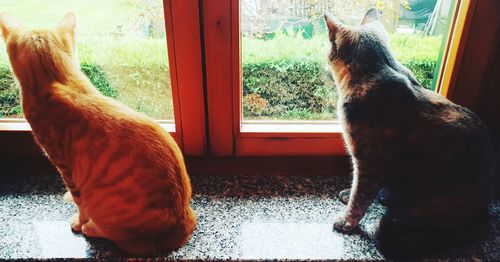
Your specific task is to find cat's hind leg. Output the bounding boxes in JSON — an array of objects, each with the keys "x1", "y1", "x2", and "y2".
[
  {"x1": 81, "y1": 219, "x2": 105, "y2": 238},
  {"x1": 70, "y1": 213, "x2": 82, "y2": 232},
  {"x1": 70, "y1": 212, "x2": 89, "y2": 232},
  {"x1": 63, "y1": 190, "x2": 74, "y2": 203},
  {"x1": 70, "y1": 208, "x2": 90, "y2": 233}
]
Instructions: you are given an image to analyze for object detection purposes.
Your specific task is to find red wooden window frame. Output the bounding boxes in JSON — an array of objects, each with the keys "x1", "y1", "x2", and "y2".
[
  {"x1": 201, "y1": 0, "x2": 476, "y2": 157},
  {"x1": 1, "y1": 0, "x2": 496, "y2": 160},
  {"x1": 165, "y1": 0, "x2": 207, "y2": 156},
  {"x1": 202, "y1": 0, "x2": 345, "y2": 157}
]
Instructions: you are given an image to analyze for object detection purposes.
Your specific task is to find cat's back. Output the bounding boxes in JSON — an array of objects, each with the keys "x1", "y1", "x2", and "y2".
[
  {"x1": 409, "y1": 86, "x2": 492, "y2": 155},
  {"x1": 53, "y1": 81, "x2": 173, "y2": 142},
  {"x1": 49, "y1": 82, "x2": 186, "y2": 189},
  {"x1": 377, "y1": 75, "x2": 495, "y2": 208},
  {"x1": 340, "y1": 67, "x2": 493, "y2": 183},
  {"x1": 411, "y1": 86, "x2": 494, "y2": 178},
  {"x1": 339, "y1": 67, "x2": 419, "y2": 128},
  {"x1": 56, "y1": 82, "x2": 192, "y2": 221}
]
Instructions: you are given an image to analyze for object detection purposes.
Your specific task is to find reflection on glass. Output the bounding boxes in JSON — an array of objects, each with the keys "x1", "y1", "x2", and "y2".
[
  {"x1": 241, "y1": 0, "x2": 455, "y2": 121},
  {"x1": 0, "y1": 0, "x2": 173, "y2": 120}
]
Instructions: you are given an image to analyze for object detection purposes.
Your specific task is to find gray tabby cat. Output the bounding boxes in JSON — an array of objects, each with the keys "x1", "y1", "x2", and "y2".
[{"x1": 325, "y1": 9, "x2": 494, "y2": 257}]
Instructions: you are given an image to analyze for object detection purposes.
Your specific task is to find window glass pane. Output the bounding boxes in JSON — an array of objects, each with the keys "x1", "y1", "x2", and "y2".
[
  {"x1": 241, "y1": 0, "x2": 455, "y2": 121},
  {"x1": 0, "y1": 0, "x2": 173, "y2": 120}
]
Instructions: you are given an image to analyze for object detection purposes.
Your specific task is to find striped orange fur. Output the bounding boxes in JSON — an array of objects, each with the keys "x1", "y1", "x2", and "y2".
[{"x1": 0, "y1": 13, "x2": 196, "y2": 255}]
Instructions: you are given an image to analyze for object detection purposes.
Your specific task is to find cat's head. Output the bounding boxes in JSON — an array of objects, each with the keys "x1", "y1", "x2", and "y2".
[
  {"x1": 324, "y1": 8, "x2": 396, "y2": 85},
  {"x1": 0, "y1": 12, "x2": 79, "y2": 86}
]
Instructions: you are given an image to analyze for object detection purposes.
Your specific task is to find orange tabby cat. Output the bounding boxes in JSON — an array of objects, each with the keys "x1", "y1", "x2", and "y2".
[{"x1": 0, "y1": 13, "x2": 196, "y2": 255}]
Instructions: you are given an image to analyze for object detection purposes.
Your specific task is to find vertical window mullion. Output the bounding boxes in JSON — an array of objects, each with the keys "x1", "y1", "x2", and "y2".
[
  {"x1": 167, "y1": 0, "x2": 208, "y2": 156},
  {"x1": 202, "y1": 0, "x2": 235, "y2": 156}
]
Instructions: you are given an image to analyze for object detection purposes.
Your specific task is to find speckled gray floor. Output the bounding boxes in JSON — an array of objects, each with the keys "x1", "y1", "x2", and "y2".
[{"x1": 0, "y1": 173, "x2": 499, "y2": 260}]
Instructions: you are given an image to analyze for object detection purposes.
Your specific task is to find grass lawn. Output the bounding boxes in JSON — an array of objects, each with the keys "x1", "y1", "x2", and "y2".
[
  {"x1": 0, "y1": 0, "x2": 136, "y2": 34},
  {"x1": 243, "y1": 32, "x2": 442, "y2": 66}
]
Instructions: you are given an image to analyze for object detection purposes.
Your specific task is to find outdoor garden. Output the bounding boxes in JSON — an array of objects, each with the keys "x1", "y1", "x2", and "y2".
[
  {"x1": 241, "y1": 0, "x2": 448, "y2": 120},
  {"x1": 0, "y1": 0, "x2": 449, "y2": 121}
]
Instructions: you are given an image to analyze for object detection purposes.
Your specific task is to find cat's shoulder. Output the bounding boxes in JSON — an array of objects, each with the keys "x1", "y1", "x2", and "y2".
[{"x1": 348, "y1": 67, "x2": 417, "y2": 103}]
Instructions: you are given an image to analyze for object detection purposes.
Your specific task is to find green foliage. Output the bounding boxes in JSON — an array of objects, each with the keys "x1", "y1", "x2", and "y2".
[
  {"x1": 242, "y1": 32, "x2": 442, "y2": 65},
  {"x1": 80, "y1": 63, "x2": 118, "y2": 98},
  {"x1": 242, "y1": 33, "x2": 442, "y2": 119},
  {"x1": 243, "y1": 32, "x2": 326, "y2": 64},
  {"x1": 0, "y1": 31, "x2": 441, "y2": 120},
  {"x1": 0, "y1": 65, "x2": 22, "y2": 118},
  {"x1": 77, "y1": 37, "x2": 168, "y2": 68},
  {"x1": 242, "y1": 57, "x2": 438, "y2": 119},
  {"x1": 243, "y1": 59, "x2": 336, "y2": 119},
  {"x1": 105, "y1": 65, "x2": 171, "y2": 118},
  {"x1": 0, "y1": 38, "x2": 171, "y2": 119},
  {"x1": 0, "y1": 63, "x2": 117, "y2": 117},
  {"x1": 404, "y1": 59, "x2": 437, "y2": 90}
]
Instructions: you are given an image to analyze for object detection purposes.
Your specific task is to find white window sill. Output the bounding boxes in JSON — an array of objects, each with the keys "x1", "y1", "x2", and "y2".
[
  {"x1": 240, "y1": 120, "x2": 342, "y2": 133},
  {"x1": 0, "y1": 118, "x2": 176, "y2": 133}
]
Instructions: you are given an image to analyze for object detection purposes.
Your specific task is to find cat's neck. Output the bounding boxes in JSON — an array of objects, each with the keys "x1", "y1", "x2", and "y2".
[
  {"x1": 14, "y1": 43, "x2": 93, "y2": 99},
  {"x1": 330, "y1": 61, "x2": 351, "y2": 86}
]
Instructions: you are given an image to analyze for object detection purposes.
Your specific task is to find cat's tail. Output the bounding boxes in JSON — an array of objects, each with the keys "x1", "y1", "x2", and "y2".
[
  {"x1": 182, "y1": 207, "x2": 197, "y2": 239},
  {"x1": 166, "y1": 207, "x2": 197, "y2": 251},
  {"x1": 375, "y1": 208, "x2": 490, "y2": 259},
  {"x1": 114, "y1": 208, "x2": 197, "y2": 255}
]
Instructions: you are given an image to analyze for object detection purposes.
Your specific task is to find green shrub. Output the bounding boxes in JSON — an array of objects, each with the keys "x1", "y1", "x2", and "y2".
[
  {"x1": 242, "y1": 59, "x2": 336, "y2": 119},
  {"x1": 242, "y1": 57, "x2": 436, "y2": 119},
  {"x1": 80, "y1": 63, "x2": 118, "y2": 98},
  {"x1": 0, "y1": 65, "x2": 22, "y2": 118},
  {"x1": 0, "y1": 34, "x2": 440, "y2": 120},
  {"x1": 242, "y1": 33, "x2": 441, "y2": 119},
  {"x1": 403, "y1": 59, "x2": 437, "y2": 90},
  {"x1": 0, "y1": 63, "x2": 117, "y2": 117}
]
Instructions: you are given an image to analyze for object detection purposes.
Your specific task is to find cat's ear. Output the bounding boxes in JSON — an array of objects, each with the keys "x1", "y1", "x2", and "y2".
[
  {"x1": 0, "y1": 13, "x2": 21, "y2": 41},
  {"x1": 324, "y1": 12, "x2": 340, "y2": 40},
  {"x1": 57, "y1": 12, "x2": 76, "y2": 35},
  {"x1": 362, "y1": 8, "x2": 381, "y2": 25}
]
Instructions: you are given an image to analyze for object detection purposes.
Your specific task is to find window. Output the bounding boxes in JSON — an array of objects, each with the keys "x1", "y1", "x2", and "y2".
[
  {"x1": 0, "y1": 0, "x2": 207, "y2": 155},
  {"x1": 240, "y1": 0, "x2": 458, "y2": 122},
  {"x1": 0, "y1": 0, "x2": 485, "y2": 158},
  {"x1": 0, "y1": 0, "x2": 173, "y2": 122},
  {"x1": 202, "y1": 0, "x2": 471, "y2": 156}
]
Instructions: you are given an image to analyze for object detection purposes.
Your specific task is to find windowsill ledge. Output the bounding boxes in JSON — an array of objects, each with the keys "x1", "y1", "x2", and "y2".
[
  {"x1": 0, "y1": 119, "x2": 176, "y2": 133},
  {"x1": 240, "y1": 120, "x2": 343, "y2": 135},
  {"x1": 1, "y1": 172, "x2": 497, "y2": 260}
]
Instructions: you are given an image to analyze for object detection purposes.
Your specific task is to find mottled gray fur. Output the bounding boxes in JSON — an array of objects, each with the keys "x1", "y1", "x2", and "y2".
[{"x1": 325, "y1": 8, "x2": 494, "y2": 257}]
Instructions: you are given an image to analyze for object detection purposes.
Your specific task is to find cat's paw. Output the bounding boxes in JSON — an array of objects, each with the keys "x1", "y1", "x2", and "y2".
[
  {"x1": 70, "y1": 213, "x2": 82, "y2": 232},
  {"x1": 81, "y1": 220, "x2": 102, "y2": 238},
  {"x1": 333, "y1": 212, "x2": 358, "y2": 232},
  {"x1": 338, "y1": 188, "x2": 351, "y2": 205},
  {"x1": 63, "y1": 191, "x2": 74, "y2": 203}
]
